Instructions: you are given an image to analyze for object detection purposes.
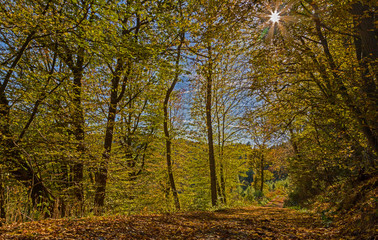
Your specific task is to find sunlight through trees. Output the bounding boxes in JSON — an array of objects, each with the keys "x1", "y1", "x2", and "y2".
[{"x1": 0, "y1": 1, "x2": 376, "y2": 237}]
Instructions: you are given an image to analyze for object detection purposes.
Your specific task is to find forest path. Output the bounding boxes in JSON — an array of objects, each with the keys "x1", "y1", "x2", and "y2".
[
  {"x1": 0, "y1": 206, "x2": 342, "y2": 239},
  {"x1": 263, "y1": 195, "x2": 286, "y2": 208}
]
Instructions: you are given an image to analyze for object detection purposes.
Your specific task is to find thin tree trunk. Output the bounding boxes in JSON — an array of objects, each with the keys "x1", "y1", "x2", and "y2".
[
  {"x1": 0, "y1": 168, "x2": 5, "y2": 225},
  {"x1": 219, "y1": 161, "x2": 226, "y2": 204},
  {"x1": 163, "y1": 32, "x2": 184, "y2": 211},
  {"x1": 220, "y1": 115, "x2": 227, "y2": 204},
  {"x1": 205, "y1": 44, "x2": 217, "y2": 207},
  {"x1": 215, "y1": 96, "x2": 226, "y2": 205},
  {"x1": 260, "y1": 153, "x2": 264, "y2": 193}
]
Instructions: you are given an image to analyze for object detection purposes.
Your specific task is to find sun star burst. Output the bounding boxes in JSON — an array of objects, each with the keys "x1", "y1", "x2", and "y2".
[
  {"x1": 259, "y1": 1, "x2": 295, "y2": 43},
  {"x1": 269, "y1": 10, "x2": 280, "y2": 23}
]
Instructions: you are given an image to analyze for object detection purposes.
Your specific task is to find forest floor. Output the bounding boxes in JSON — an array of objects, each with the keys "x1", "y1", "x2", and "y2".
[{"x1": 0, "y1": 197, "x2": 361, "y2": 239}]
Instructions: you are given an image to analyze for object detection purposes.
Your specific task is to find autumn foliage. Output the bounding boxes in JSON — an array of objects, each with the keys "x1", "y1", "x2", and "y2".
[{"x1": 0, "y1": 0, "x2": 376, "y2": 238}]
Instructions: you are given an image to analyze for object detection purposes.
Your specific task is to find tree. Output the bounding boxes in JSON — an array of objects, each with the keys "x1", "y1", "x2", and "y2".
[
  {"x1": 244, "y1": 0, "x2": 377, "y2": 206},
  {"x1": 93, "y1": 0, "x2": 176, "y2": 214},
  {"x1": 242, "y1": 110, "x2": 276, "y2": 194},
  {"x1": 93, "y1": 6, "x2": 138, "y2": 213},
  {"x1": 0, "y1": 0, "x2": 58, "y2": 216},
  {"x1": 163, "y1": 30, "x2": 185, "y2": 210},
  {"x1": 42, "y1": 0, "x2": 99, "y2": 214},
  {"x1": 187, "y1": 0, "x2": 253, "y2": 207}
]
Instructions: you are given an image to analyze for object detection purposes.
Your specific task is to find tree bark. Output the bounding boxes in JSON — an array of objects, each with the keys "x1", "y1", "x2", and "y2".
[
  {"x1": 94, "y1": 59, "x2": 131, "y2": 215},
  {"x1": 205, "y1": 44, "x2": 217, "y2": 207},
  {"x1": 94, "y1": 66, "x2": 120, "y2": 215},
  {"x1": 71, "y1": 47, "x2": 85, "y2": 214},
  {"x1": 215, "y1": 95, "x2": 227, "y2": 204},
  {"x1": 93, "y1": 9, "x2": 145, "y2": 214},
  {"x1": 163, "y1": 32, "x2": 184, "y2": 211}
]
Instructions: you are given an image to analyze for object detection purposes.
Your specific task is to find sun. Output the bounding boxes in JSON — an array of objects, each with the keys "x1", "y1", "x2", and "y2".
[
  {"x1": 259, "y1": 1, "x2": 295, "y2": 42},
  {"x1": 269, "y1": 10, "x2": 280, "y2": 23}
]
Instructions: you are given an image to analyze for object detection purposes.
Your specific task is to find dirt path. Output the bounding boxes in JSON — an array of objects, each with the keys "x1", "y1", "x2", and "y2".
[
  {"x1": 263, "y1": 195, "x2": 286, "y2": 208},
  {"x1": 0, "y1": 206, "x2": 344, "y2": 239}
]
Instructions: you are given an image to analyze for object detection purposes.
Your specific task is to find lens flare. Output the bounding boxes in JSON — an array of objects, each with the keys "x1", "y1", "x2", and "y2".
[
  {"x1": 269, "y1": 10, "x2": 280, "y2": 23},
  {"x1": 258, "y1": 1, "x2": 295, "y2": 42}
]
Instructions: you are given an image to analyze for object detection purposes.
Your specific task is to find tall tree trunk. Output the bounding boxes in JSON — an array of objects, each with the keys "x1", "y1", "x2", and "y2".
[
  {"x1": 205, "y1": 44, "x2": 217, "y2": 207},
  {"x1": 47, "y1": 50, "x2": 85, "y2": 216},
  {"x1": 93, "y1": 11, "x2": 142, "y2": 214},
  {"x1": 215, "y1": 96, "x2": 226, "y2": 205},
  {"x1": 94, "y1": 59, "x2": 130, "y2": 215},
  {"x1": 94, "y1": 75, "x2": 119, "y2": 215},
  {"x1": 54, "y1": 46, "x2": 86, "y2": 216},
  {"x1": 71, "y1": 47, "x2": 85, "y2": 215},
  {"x1": 163, "y1": 32, "x2": 184, "y2": 211},
  {"x1": 219, "y1": 117, "x2": 227, "y2": 204}
]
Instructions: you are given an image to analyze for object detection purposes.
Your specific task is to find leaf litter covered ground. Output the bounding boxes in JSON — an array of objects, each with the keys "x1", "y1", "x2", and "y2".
[{"x1": 0, "y1": 198, "x2": 357, "y2": 239}]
